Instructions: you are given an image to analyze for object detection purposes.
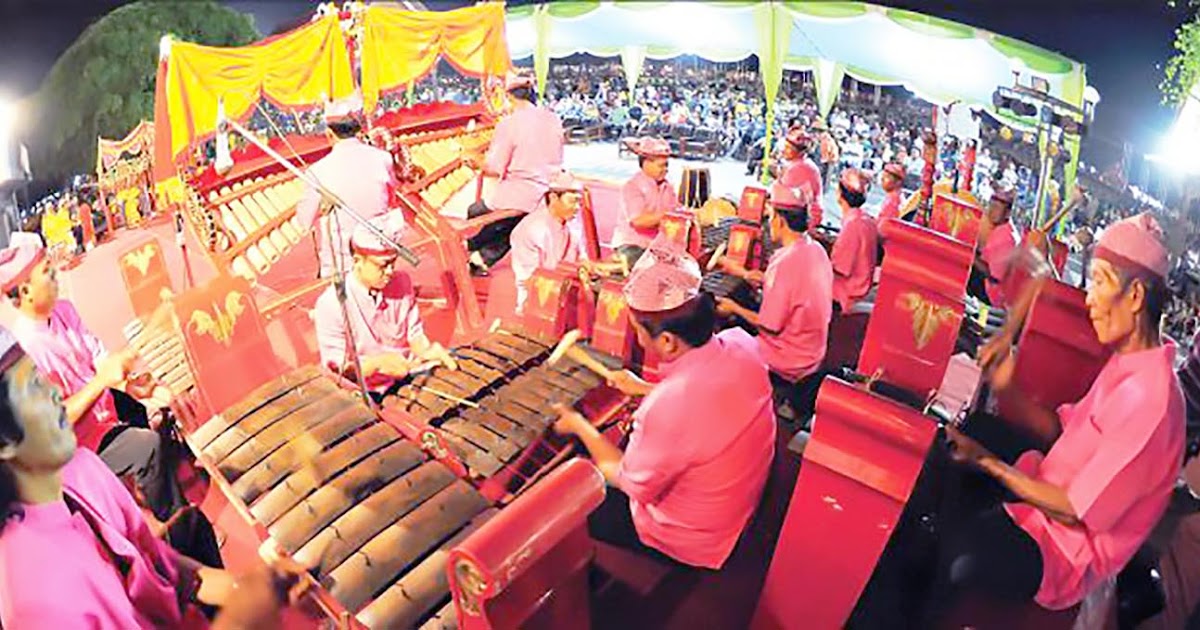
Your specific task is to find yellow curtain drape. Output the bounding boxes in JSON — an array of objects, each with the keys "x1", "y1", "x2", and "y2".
[
  {"x1": 164, "y1": 14, "x2": 354, "y2": 159},
  {"x1": 360, "y1": 4, "x2": 512, "y2": 113},
  {"x1": 97, "y1": 120, "x2": 155, "y2": 175}
]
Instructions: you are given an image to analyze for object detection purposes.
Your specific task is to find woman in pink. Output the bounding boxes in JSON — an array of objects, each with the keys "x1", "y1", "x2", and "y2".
[
  {"x1": 553, "y1": 242, "x2": 775, "y2": 569},
  {"x1": 0, "y1": 334, "x2": 309, "y2": 628},
  {"x1": 944, "y1": 212, "x2": 1184, "y2": 612}
]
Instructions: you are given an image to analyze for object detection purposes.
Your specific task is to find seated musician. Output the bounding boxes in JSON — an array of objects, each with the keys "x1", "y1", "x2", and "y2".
[
  {"x1": 715, "y1": 183, "x2": 833, "y2": 422},
  {"x1": 968, "y1": 187, "x2": 1018, "y2": 306},
  {"x1": 0, "y1": 233, "x2": 181, "y2": 522},
  {"x1": 314, "y1": 215, "x2": 455, "y2": 398},
  {"x1": 508, "y1": 170, "x2": 601, "y2": 314},
  {"x1": 829, "y1": 168, "x2": 878, "y2": 313},
  {"x1": 877, "y1": 162, "x2": 906, "y2": 224},
  {"x1": 464, "y1": 71, "x2": 565, "y2": 275},
  {"x1": 295, "y1": 93, "x2": 399, "y2": 279},
  {"x1": 943, "y1": 213, "x2": 1184, "y2": 612},
  {"x1": 0, "y1": 335, "x2": 310, "y2": 628},
  {"x1": 771, "y1": 125, "x2": 823, "y2": 234},
  {"x1": 610, "y1": 137, "x2": 681, "y2": 267},
  {"x1": 553, "y1": 242, "x2": 776, "y2": 569}
]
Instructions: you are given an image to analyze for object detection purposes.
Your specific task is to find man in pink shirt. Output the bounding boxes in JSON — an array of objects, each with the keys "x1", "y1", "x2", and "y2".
[
  {"x1": 314, "y1": 214, "x2": 455, "y2": 398},
  {"x1": 296, "y1": 93, "x2": 400, "y2": 278},
  {"x1": 773, "y1": 125, "x2": 824, "y2": 233},
  {"x1": 877, "y1": 162, "x2": 906, "y2": 224},
  {"x1": 0, "y1": 233, "x2": 181, "y2": 521},
  {"x1": 715, "y1": 182, "x2": 833, "y2": 423},
  {"x1": 553, "y1": 242, "x2": 776, "y2": 569},
  {"x1": 0, "y1": 335, "x2": 309, "y2": 628},
  {"x1": 508, "y1": 170, "x2": 585, "y2": 314},
  {"x1": 829, "y1": 168, "x2": 879, "y2": 313},
  {"x1": 970, "y1": 187, "x2": 1019, "y2": 306},
  {"x1": 611, "y1": 137, "x2": 681, "y2": 266},
  {"x1": 945, "y1": 212, "x2": 1184, "y2": 611},
  {"x1": 465, "y1": 71, "x2": 565, "y2": 273}
]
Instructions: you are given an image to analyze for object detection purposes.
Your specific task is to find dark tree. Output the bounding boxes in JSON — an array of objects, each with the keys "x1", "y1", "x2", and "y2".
[{"x1": 30, "y1": 1, "x2": 260, "y2": 180}]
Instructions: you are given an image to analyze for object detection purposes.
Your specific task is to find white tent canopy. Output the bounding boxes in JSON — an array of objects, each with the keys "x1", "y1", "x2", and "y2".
[{"x1": 506, "y1": 1, "x2": 1092, "y2": 195}]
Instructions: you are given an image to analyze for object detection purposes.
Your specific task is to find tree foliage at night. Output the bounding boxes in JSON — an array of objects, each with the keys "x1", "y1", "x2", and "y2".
[
  {"x1": 1163, "y1": 1, "x2": 1200, "y2": 105},
  {"x1": 30, "y1": 1, "x2": 259, "y2": 181}
]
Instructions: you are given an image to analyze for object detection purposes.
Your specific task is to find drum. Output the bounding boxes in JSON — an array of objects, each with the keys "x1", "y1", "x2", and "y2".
[{"x1": 679, "y1": 167, "x2": 711, "y2": 208}]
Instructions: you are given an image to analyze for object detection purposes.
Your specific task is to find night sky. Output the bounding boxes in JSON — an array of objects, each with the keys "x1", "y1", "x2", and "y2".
[{"x1": 0, "y1": 0, "x2": 1187, "y2": 171}]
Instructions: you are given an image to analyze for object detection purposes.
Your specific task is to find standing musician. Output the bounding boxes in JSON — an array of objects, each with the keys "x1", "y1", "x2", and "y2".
[
  {"x1": 296, "y1": 93, "x2": 399, "y2": 279},
  {"x1": 968, "y1": 187, "x2": 1019, "y2": 306},
  {"x1": 0, "y1": 335, "x2": 311, "y2": 628},
  {"x1": 0, "y1": 233, "x2": 181, "y2": 522},
  {"x1": 313, "y1": 215, "x2": 455, "y2": 399},
  {"x1": 772, "y1": 125, "x2": 824, "y2": 234},
  {"x1": 830, "y1": 168, "x2": 879, "y2": 313},
  {"x1": 943, "y1": 213, "x2": 1184, "y2": 612},
  {"x1": 877, "y1": 162, "x2": 907, "y2": 224},
  {"x1": 610, "y1": 137, "x2": 681, "y2": 267},
  {"x1": 715, "y1": 183, "x2": 833, "y2": 422},
  {"x1": 553, "y1": 242, "x2": 776, "y2": 569},
  {"x1": 464, "y1": 70, "x2": 565, "y2": 275}
]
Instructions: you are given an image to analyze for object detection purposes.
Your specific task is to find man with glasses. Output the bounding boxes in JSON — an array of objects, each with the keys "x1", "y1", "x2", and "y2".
[{"x1": 314, "y1": 214, "x2": 455, "y2": 398}]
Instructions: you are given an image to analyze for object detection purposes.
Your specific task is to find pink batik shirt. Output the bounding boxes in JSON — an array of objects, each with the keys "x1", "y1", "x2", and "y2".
[
  {"x1": 10, "y1": 300, "x2": 119, "y2": 451},
  {"x1": 485, "y1": 106, "x2": 565, "y2": 213},
  {"x1": 314, "y1": 271, "x2": 424, "y2": 391},
  {"x1": 611, "y1": 171, "x2": 680, "y2": 250},
  {"x1": 617, "y1": 328, "x2": 777, "y2": 569},
  {"x1": 831, "y1": 206, "x2": 878, "y2": 312},
  {"x1": 756, "y1": 236, "x2": 834, "y2": 382},
  {"x1": 0, "y1": 449, "x2": 190, "y2": 629},
  {"x1": 509, "y1": 206, "x2": 582, "y2": 313},
  {"x1": 1005, "y1": 342, "x2": 1185, "y2": 609}
]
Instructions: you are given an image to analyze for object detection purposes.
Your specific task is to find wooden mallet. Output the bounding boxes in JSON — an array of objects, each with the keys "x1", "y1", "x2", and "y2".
[
  {"x1": 706, "y1": 241, "x2": 727, "y2": 272},
  {"x1": 548, "y1": 329, "x2": 614, "y2": 381}
]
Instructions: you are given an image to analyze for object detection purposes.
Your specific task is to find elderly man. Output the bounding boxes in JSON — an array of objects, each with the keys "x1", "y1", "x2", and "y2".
[
  {"x1": 296, "y1": 93, "x2": 399, "y2": 278},
  {"x1": 465, "y1": 71, "x2": 566, "y2": 274},
  {"x1": 611, "y1": 137, "x2": 681, "y2": 266},
  {"x1": 829, "y1": 168, "x2": 879, "y2": 313},
  {"x1": 314, "y1": 214, "x2": 454, "y2": 398},
  {"x1": 553, "y1": 241, "x2": 776, "y2": 569},
  {"x1": 0, "y1": 233, "x2": 179, "y2": 521},
  {"x1": 0, "y1": 334, "x2": 309, "y2": 629},
  {"x1": 944, "y1": 213, "x2": 1184, "y2": 612}
]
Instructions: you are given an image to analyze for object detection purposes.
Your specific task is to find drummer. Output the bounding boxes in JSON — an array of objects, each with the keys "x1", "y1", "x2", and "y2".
[
  {"x1": 877, "y1": 162, "x2": 906, "y2": 224},
  {"x1": 465, "y1": 70, "x2": 565, "y2": 274},
  {"x1": 610, "y1": 137, "x2": 681, "y2": 266},
  {"x1": 313, "y1": 214, "x2": 455, "y2": 398},
  {"x1": 552, "y1": 241, "x2": 776, "y2": 569},
  {"x1": 944, "y1": 212, "x2": 1184, "y2": 612},
  {"x1": 715, "y1": 183, "x2": 832, "y2": 422},
  {"x1": 772, "y1": 125, "x2": 823, "y2": 234},
  {"x1": 830, "y1": 168, "x2": 878, "y2": 313},
  {"x1": 970, "y1": 187, "x2": 1019, "y2": 306}
]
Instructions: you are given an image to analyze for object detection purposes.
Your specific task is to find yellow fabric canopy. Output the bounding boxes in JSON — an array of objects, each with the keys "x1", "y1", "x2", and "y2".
[
  {"x1": 360, "y1": 4, "x2": 512, "y2": 113},
  {"x1": 163, "y1": 14, "x2": 354, "y2": 159}
]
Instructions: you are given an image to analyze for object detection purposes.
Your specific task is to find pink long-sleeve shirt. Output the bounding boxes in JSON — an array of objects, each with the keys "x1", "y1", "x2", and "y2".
[
  {"x1": 484, "y1": 105, "x2": 565, "y2": 213},
  {"x1": 10, "y1": 300, "x2": 118, "y2": 451},
  {"x1": 757, "y1": 236, "x2": 834, "y2": 382},
  {"x1": 1005, "y1": 342, "x2": 1184, "y2": 609},
  {"x1": 0, "y1": 449, "x2": 190, "y2": 629},
  {"x1": 778, "y1": 157, "x2": 824, "y2": 231},
  {"x1": 509, "y1": 207, "x2": 581, "y2": 312},
  {"x1": 295, "y1": 139, "x2": 398, "y2": 277},
  {"x1": 314, "y1": 272, "x2": 423, "y2": 391},
  {"x1": 617, "y1": 328, "x2": 776, "y2": 568}
]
